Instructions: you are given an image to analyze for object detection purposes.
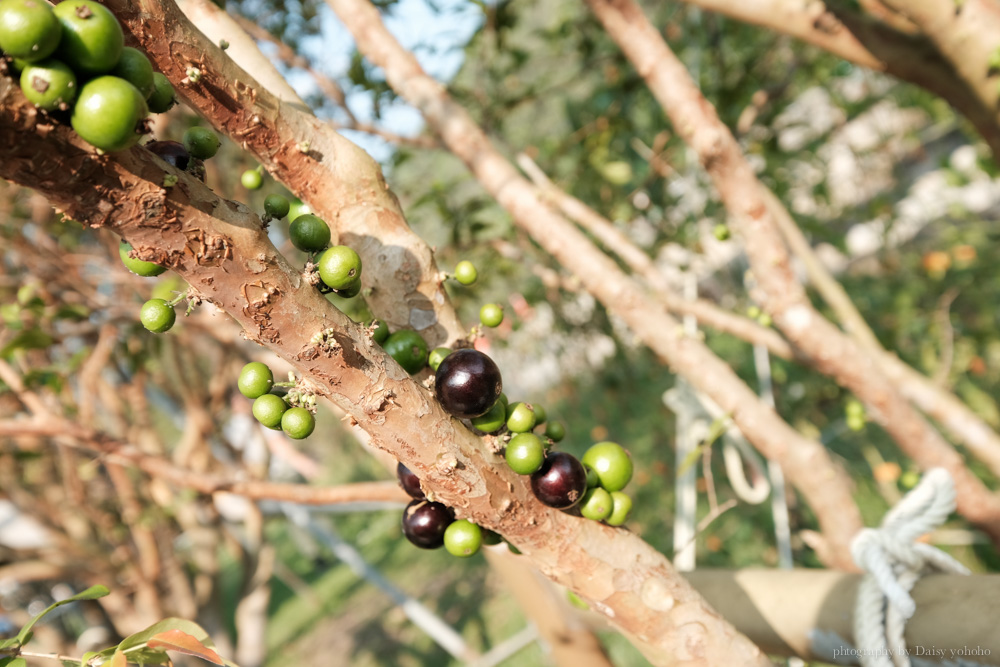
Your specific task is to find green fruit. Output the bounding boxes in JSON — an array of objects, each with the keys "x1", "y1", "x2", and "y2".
[
  {"x1": 471, "y1": 400, "x2": 505, "y2": 433},
  {"x1": 0, "y1": 0, "x2": 61, "y2": 62},
  {"x1": 287, "y1": 198, "x2": 312, "y2": 222},
  {"x1": 241, "y1": 168, "x2": 262, "y2": 190},
  {"x1": 54, "y1": 0, "x2": 123, "y2": 74},
  {"x1": 71, "y1": 76, "x2": 148, "y2": 152},
  {"x1": 119, "y1": 242, "x2": 165, "y2": 277},
  {"x1": 713, "y1": 223, "x2": 731, "y2": 241},
  {"x1": 505, "y1": 402, "x2": 536, "y2": 433},
  {"x1": 281, "y1": 407, "x2": 315, "y2": 439},
  {"x1": 20, "y1": 59, "x2": 77, "y2": 110},
  {"x1": 139, "y1": 298, "x2": 175, "y2": 333},
  {"x1": 111, "y1": 46, "x2": 154, "y2": 99},
  {"x1": 454, "y1": 260, "x2": 477, "y2": 286},
  {"x1": 317, "y1": 245, "x2": 362, "y2": 290},
  {"x1": 505, "y1": 433, "x2": 545, "y2": 475},
  {"x1": 443, "y1": 519, "x2": 482, "y2": 558},
  {"x1": 264, "y1": 194, "x2": 290, "y2": 219},
  {"x1": 335, "y1": 281, "x2": 361, "y2": 298},
  {"x1": 252, "y1": 393, "x2": 287, "y2": 429},
  {"x1": 238, "y1": 361, "x2": 273, "y2": 399},
  {"x1": 498, "y1": 393, "x2": 508, "y2": 409},
  {"x1": 605, "y1": 491, "x2": 632, "y2": 527},
  {"x1": 532, "y1": 404, "x2": 547, "y2": 425},
  {"x1": 479, "y1": 303, "x2": 503, "y2": 328},
  {"x1": 579, "y1": 487, "x2": 613, "y2": 521},
  {"x1": 544, "y1": 420, "x2": 565, "y2": 443},
  {"x1": 182, "y1": 126, "x2": 220, "y2": 160},
  {"x1": 289, "y1": 214, "x2": 331, "y2": 253},
  {"x1": 584, "y1": 464, "x2": 600, "y2": 489},
  {"x1": 428, "y1": 347, "x2": 451, "y2": 371},
  {"x1": 581, "y1": 441, "x2": 633, "y2": 492},
  {"x1": 147, "y1": 72, "x2": 175, "y2": 113},
  {"x1": 369, "y1": 318, "x2": 389, "y2": 345},
  {"x1": 383, "y1": 330, "x2": 428, "y2": 374}
]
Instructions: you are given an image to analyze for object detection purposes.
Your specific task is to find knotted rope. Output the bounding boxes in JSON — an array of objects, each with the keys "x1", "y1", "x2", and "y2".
[{"x1": 852, "y1": 468, "x2": 970, "y2": 667}]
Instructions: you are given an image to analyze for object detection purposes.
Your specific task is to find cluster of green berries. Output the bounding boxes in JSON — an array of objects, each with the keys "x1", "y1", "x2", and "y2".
[
  {"x1": 238, "y1": 361, "x2": 316, "y2": 439},
  {"x1": 845, "y1": 398, "x2": 866, "y2": 432},
  {"x1": 0, "y1": 0, "x2": 176, "y2": 151},
  {"x1": 444, "y1": 260, "x2": 505, "y2": 329}
]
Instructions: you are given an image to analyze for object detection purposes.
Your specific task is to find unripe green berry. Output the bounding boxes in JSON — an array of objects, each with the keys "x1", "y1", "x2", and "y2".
[
  {"x1": 264, "y1": 194, "x2": 290, "y2": 219},
  {"x1": 453, "y1": 260, "x2": 477, "y2": 286},
  {"x1": 579, "y1": 487, "x2": 613, "y2": 521},
  {"x1": 318, "y1": 245, "x2": 362, "y2": 291},
  {"x1": 238, "y1": 361, "x2": 273, "y2": 399},
  {"x1": 581, "y1": 441, "x2": 633, "y2": 492},
  {"x1": 443, "y1": 519, "x2": 482, "y2": 558},
  {"x1": 605, "y1": 491, "x2": 633, "y2": 526},
  {"x1": 241, "y1": 168, "x2": 263, "y2": 190},
  {"x1": 505, "y1": 432, "x2": 545, "y2": 475},
  {"x1": 252, "y1": 393, "x2": 287, "y2": 429},
  {"x1": 289, "y1": 214, "x2": 331, "y2": 253},
  {"x1": 479, "y1": 303, "x2": 503, "y2": 328},
  {"x1": 471, "y1": 400, "x2": 506, "y2": 433},
  {"x1": 182, "y1": 126, "x2": 220, "y2": 160},
  {"x1": 428, "y1": 347, "x2": 451, "y2": 371},
  {"x1": 119, "y1": 242, "x2": 166, "y2": 277},
  {"x1": 281, "y1": 407, "x2": 315, "y2": 439},
  {"x1": 505, "y1": 401, "x2": 536, "y2": 433},
  {"x1": 544, "y1": 420, "x2": 566, "y2": 443},
  {"x1": 139, "y1": 298, "x2": 175, "y2": 333}
]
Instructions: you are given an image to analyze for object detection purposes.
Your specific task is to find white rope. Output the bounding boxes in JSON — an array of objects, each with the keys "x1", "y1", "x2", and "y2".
[{"x1": 851, "y1": 468, "x2": 970, "y2": 667}]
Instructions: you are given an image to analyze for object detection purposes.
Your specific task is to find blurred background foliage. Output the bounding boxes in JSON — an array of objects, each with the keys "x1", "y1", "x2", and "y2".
[{"x1": 2, "y1": 0, "x2": 999, "y2": 665}]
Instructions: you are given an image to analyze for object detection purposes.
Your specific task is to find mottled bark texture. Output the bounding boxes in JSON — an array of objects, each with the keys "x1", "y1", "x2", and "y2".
[
  {"x1": 324, "y1": 0, "x2": 863, "y2": 571},
  {"x1": 585, "y1": 0, "x2": 1000, "y2": 540},
  {"x1": 0, "y1": 76, "x2": 768, "y2": 666},
  {"x1": 104, "y1": 0, "x2": 465, "y2": 346}
]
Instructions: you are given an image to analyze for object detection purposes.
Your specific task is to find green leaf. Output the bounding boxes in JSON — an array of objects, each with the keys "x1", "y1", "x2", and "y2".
[
  {"x1": 0, "y1": 658, "x2": 27, "y2": 667},
  {"x1": 0, "y1": 638, "x2": 19, "y2": 650},
  {"x1": 16, "y1": 585, "x2": 109, "y2": 643},
  {"x1": 61, "y1": 661, "x2": 81, "y2": 667},
  {"x1": 0, "y1": 329, "x2": 55, "y2": 359}
]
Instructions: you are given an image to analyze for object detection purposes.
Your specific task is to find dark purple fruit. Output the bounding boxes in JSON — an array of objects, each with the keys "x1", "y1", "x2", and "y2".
[
  {"x1": 530, "y1": 451, "x2": 588, "y2": 509},
  {"x1": 145, "y1": 140, "x2": 190, "y2": 171},
  {"x1": 402, "y1": 500, "x2": 453, "y2": 549},
  {"x1": 434, "y1": 348, "x2": 502, "y2": 419},
  {"x1": 396, "y1": 461, "x2": 424, "y2": 500}
]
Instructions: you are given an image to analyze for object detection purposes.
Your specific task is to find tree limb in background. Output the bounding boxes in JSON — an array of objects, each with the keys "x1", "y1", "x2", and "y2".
[
  {"x1": 876, "y1": 0, "x2": 1000, "y2": 159},
  {"x1": 323, "y1": 0, "x2": 863, "y2": 575},
  {"x1": 105, "y1": 0, "x2": 464, "y2": 345},
  {"x1": 0, "y1": 76, "x2": 767, "y2": 667},
  {"x1": 673, "y1": 0, "x2": 1000, "y2": 158},
  {"x1": 585, "y1": 0, "x2": 1000, "y2": 541},
  {"x1": 516, "y1": 152, "x2": 797, "y2": 360}
]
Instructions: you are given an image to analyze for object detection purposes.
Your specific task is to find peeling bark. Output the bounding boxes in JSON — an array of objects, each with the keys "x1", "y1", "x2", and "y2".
[
  {"x1": 0, "y1": 76, "x2": 768, "y2": 666},
  {"x1": 104, "y1": 0, "x2": 464, "y2": 345}
]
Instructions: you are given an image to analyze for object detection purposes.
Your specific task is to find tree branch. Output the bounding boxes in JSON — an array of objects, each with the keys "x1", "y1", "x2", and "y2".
[
  {"x1": 585, "y1": 0, "x2": 1000, "y2": 540},
  {"x1": 323, "y1": 0, "x2": 862, "y2": 579},
  {"x1": 105, "y1": 0, "x2": 464, "y2": 345},
  {"x1": 0, "y1": 74, "x2": 760, "y2": 667},
  {"x1": 673, "y1": 0, "x2": 1000, "y2": 158}
]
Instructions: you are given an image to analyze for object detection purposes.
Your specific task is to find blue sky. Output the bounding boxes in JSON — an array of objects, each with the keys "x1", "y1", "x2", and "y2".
[{"x1": 283, "y1": 0, "x2": 484, "y2": 162}]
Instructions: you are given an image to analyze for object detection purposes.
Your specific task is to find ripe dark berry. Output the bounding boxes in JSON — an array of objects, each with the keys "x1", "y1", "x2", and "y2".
[
  {"x1": 402, "y1": 500, "x2": 453, "y2": 549},
  {"x1": 530, "y1": 451, "x2": 587, "y2": 509},
  {"x1": 434, "y1": 348, "x2": 502, "y2": 419},
  {"x1": 145, "y1": 140, "x2": 190, "y2": 171},
  {"x1": 396, "y1": 461, "x2": 424, "y2": 500}
]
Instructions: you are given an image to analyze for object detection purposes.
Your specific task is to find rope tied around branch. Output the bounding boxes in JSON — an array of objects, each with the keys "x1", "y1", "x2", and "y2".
[{"x1": 852, "y1": 468, "x2": 969, "y2": 667}]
